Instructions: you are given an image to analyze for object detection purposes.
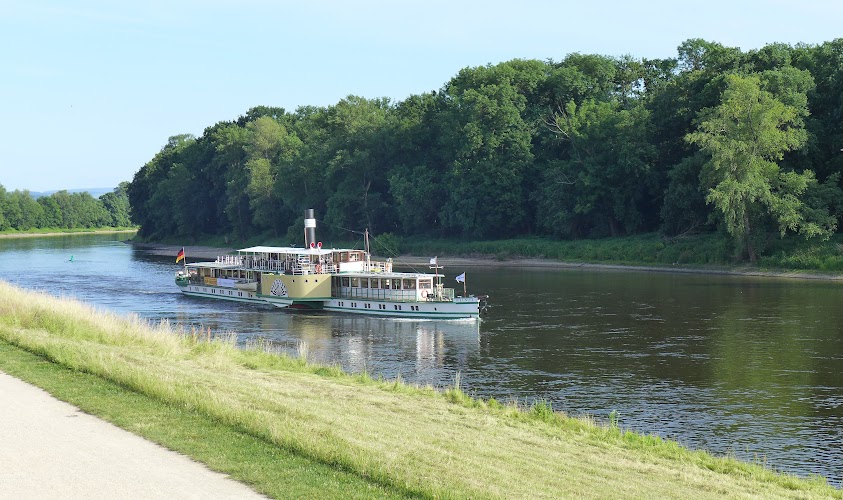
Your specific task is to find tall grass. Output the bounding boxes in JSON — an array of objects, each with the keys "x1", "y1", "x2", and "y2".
[{"x1": 0, "y1": 281, "x2": 838, "y2": 499}]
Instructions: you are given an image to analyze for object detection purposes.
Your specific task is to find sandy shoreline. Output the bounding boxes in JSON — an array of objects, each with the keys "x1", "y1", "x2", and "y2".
[{"x1": 128, "y1": 241, "x2": 843, "y2": 281}]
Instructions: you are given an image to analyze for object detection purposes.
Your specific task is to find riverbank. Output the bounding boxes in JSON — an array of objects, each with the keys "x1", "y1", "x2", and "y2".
[
  {"x1": 131, "y1": 240, "x2": 843, "y2": 281},
  {"x1": 0, "y1": 228, "x2": 137, "y2": 239},
  {"x1": 0, "y1": 281, "x2": 837, "y2": 498}
]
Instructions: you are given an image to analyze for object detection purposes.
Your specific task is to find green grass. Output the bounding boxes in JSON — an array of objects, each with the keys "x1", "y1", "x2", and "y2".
[
  {"x1": 396, "y1": 233, "x2": 843, "y2": 273},
  {"x1": 135, "y1": 228, "x2": 843, "y2": 274},
  {"x1": 0, "y1": 227, "x2": 138, "y2": 237},
  {"x1": 0, "y1": 341, "x2": 401, "y2": 499},
  {"x1": 1, "y1": 281, "x2": 838, "y2": 498}
]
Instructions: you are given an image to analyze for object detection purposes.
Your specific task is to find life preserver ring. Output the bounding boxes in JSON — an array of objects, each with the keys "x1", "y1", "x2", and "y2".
[
  {"x1": 421, "y1": 290, "x2": 428, "y2": 299},
  {"x1": 315, "y1": 264, "x2": 323, "y2": 274}
]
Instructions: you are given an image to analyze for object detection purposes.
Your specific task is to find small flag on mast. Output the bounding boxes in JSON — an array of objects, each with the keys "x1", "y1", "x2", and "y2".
[
  {"x1": 455, "y1": 272, "x2": 466, "y2": 283},
  {"x1": 176, "y1": 247, "x2": 185, "y2": 263},
  {"x1": 429, "y1": 256, "x2": 437, "y2": 265}
]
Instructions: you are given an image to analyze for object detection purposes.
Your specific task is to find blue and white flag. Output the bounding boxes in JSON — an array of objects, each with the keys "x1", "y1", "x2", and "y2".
[{"x1": 455, "y1": 272, "x2": 466, "y2": 283}]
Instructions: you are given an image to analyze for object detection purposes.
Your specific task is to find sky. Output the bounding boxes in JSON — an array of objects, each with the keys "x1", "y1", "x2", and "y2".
[{"x1": 1, "y1": 0, "x2": 842, "y2": 192}]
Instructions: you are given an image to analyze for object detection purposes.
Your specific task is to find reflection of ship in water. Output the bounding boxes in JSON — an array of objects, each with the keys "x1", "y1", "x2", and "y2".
[
  {"x1": 242, "y1": 313, "x2": 480, "y2": 383},
  {"x1": 326, "y1": 315, "x2": 481, "y2": 381},
  {"x1": 167, "y1": 304, "x2": 482, "y2": 388}
]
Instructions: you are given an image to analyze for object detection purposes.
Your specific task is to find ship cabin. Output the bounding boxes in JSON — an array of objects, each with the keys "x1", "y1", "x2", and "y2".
[{"x1": 331, "y1": 272, "x2": 454, "y2": 303}]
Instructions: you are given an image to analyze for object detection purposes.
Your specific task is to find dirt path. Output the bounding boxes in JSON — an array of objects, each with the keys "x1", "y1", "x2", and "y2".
[{"x1": 0, "y1": 371, "x2": 264, "y2": 499}]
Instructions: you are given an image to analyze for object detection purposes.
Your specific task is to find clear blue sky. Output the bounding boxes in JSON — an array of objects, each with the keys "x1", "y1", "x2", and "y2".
[{"x1": 2, "y1": 0, "x2": 841, "y2": 192}]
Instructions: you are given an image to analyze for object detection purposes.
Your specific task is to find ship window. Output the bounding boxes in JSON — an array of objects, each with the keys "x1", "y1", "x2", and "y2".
[
  {"x1": 402, "y1": 279, "x2": 415, "y2": 289},
  {"x1": 392, "y1": 278, "x2": 401, "y2": 289},
  {"x1": 419, "y1": 279, "x2": 433, "y2": 289},
  {"x1": 351, "y1": 277, "x2": 360, "y2": 287},
  {"x1": 341, "y1": 277, "x2": 350, "y2": 287}
]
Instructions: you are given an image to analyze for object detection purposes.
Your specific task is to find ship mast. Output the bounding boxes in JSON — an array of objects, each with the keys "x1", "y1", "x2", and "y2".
[{"x1": 364, "y1": 228, "x2": 371, "y2": 271}]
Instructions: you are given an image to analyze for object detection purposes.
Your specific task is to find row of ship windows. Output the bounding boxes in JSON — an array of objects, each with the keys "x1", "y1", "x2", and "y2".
[
  {"x1": 199, "y1": 287, "x2": 251, "y2": 298},
  {"x1": 337, "y1": 301, "x2": 423, "y2": 311}
]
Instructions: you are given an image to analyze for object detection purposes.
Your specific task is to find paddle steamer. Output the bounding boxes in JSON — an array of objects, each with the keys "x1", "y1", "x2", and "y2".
[{"x1": 175, "y1": 210, "x2": 483, "y2": 319}]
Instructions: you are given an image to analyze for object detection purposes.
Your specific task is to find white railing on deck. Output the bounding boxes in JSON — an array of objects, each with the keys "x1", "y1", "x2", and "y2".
[{"x1": 215, "y1": 255, "x2": 244, "y2": 266}]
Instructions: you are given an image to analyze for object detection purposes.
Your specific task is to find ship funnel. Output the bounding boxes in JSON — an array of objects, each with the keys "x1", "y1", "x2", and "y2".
[{"x1": 304, "y1": 209, "x2": 316, "y2": 248}]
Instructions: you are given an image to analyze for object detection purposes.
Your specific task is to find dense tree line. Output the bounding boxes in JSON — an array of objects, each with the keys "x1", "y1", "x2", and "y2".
[
  {"x1": 0, "y1": 183, "x2": 133, "y2": 231},
  {"x1": 128, "y1": 39, "x2": 843, "y2": 261}
]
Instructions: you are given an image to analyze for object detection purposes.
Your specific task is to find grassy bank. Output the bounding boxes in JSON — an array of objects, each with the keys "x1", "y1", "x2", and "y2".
[
  {"x1": 0, "y1": 227, "x2": 138, "y2": 238},
  {"x1": 138, "y1": 231, "x2": 843, "y2": 274},
  {"x1": 396, "y1": 233, "x2": 843, "y2": 273},
  {"x1": 0, "y1": 342, "x2": 398, "y2": 498},
  {"x1": 2, "y1": 282, "x2": 836, "y2": 498}
]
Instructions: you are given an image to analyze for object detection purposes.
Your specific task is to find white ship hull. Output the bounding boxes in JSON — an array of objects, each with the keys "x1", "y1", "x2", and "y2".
[
  {"x1": 180, "y1": 284, "x2": 266, "y2": 305},
  {"x1": 321, "y1": 297, "x2": 479, "y2": 319}
]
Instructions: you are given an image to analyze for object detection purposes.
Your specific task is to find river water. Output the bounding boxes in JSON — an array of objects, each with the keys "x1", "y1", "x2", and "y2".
[{"x1": 1, "y1": 233, "x2": 841, "y2": 485}]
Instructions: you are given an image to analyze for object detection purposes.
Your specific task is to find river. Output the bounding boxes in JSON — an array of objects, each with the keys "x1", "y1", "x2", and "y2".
[{"x1": 1, "y1": 233, "x2": 841, "y2": 485}]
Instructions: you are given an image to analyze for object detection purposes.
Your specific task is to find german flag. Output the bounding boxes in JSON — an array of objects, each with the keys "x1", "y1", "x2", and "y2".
[{"x1": 176, "y1": 247, "x2": 185, "y2": 263}]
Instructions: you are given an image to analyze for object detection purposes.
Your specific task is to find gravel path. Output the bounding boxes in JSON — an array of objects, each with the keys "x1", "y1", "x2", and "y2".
[{"x1": 0, "y1": 371, "x2": 265, "y2": 499}]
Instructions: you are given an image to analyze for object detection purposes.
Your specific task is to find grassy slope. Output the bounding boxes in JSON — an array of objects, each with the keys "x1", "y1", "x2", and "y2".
[
  {"x1": 0, "y1": 281, "x2": 838, "y2": 499},
  {"x1": 0, "y1": 342, "x2": 399, "y2": 499},
  {"x1": 0, "y1": 227, "x2": 138, "y2": 238}
]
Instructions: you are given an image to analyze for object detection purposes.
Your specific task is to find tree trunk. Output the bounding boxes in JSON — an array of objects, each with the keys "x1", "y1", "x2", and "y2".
[{"x1": 744, "y1": 212, "x2": 757, "y2": 263}]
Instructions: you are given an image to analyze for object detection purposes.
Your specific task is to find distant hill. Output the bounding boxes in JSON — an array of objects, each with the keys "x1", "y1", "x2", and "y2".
[{"x1": 29, "y1": 188, "x2": 114, "y2": 199}]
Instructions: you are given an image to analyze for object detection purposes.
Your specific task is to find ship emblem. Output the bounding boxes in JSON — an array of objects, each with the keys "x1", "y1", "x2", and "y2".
[{"x1": 270, "y1": 279, "x2": 288, "y2": 297}]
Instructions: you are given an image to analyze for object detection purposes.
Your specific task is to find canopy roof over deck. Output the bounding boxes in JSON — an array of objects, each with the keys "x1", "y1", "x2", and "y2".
[{"x1": 237, "y1": 246, "x2": 347, "y2": 256}]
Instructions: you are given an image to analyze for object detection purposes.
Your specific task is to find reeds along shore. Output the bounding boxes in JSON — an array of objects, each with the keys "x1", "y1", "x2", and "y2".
[{"x1": 0, "y1": 281, "x2": 838, "y2": 499}]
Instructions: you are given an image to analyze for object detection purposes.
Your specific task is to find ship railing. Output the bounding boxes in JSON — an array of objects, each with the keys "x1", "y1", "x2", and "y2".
[
  {"x1": 364, "y1": 261, "x2": 392, "y2": 273},
  {"x1": 422, "y1": 287, "x2": 455, "y2": 302},
  {"x1": 291, "y1": 263, "x2": 337, "y2": 275},
  {"x1": 248, "y1": 259, "x2": 285, "y2": 272},
  {"x1": 215, "y1": 255, "x2": 244, "y2": 266}
]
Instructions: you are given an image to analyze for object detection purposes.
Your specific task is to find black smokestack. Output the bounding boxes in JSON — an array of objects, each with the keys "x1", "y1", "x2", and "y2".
[{"x1": 304, "y1": 209, "x2": 316, "y2": 248}]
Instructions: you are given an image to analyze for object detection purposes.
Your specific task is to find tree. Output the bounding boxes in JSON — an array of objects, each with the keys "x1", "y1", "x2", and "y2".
[
  {"x1": 439, "y1": 82, "x2": 532, "y2": 238},
  {"x1": 99, "y1": 182, "x2": 132, "y2": 227},
  {"x1": 541, "y1": 99, "x2": 656, "y2": 237},
  {"x1": 244, "y1": 115, "x2": 301, "y2": 236},
  {"x1": 688, "y1": 72, "x2": 834, "y2": 261}
]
